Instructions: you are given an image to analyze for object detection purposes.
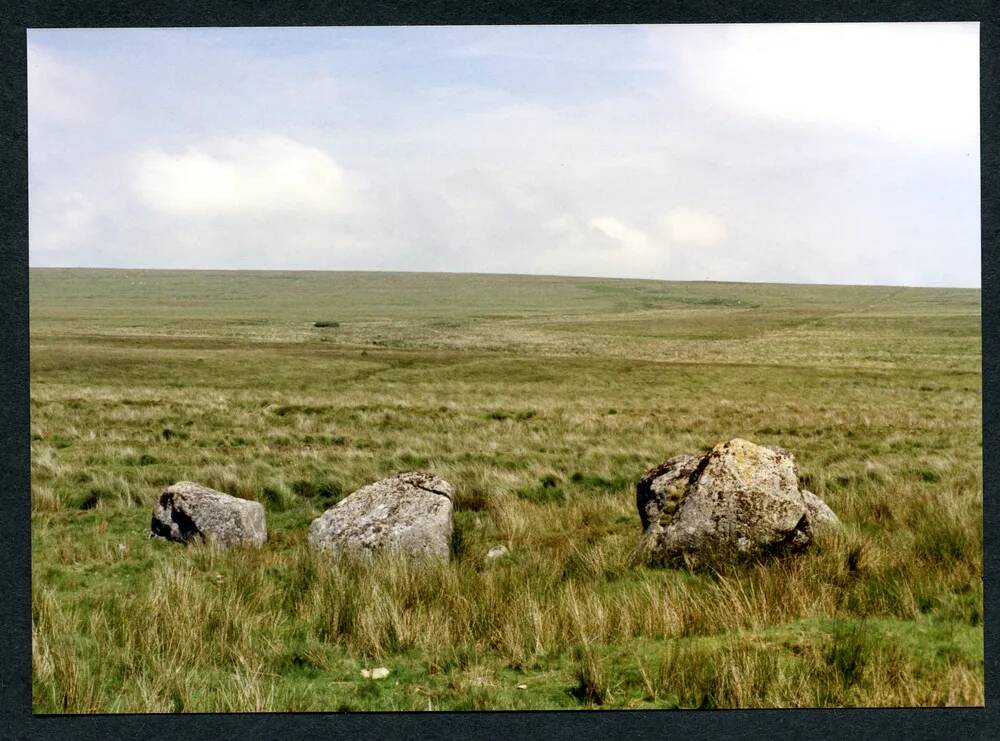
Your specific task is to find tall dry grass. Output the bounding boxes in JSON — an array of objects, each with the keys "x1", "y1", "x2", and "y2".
[
  {"x1": 29, "y1": 271, "x2": 983, "y2": 710},
  {"x1": 31, "y1": 472, "x2": 983, "y2": 710}
]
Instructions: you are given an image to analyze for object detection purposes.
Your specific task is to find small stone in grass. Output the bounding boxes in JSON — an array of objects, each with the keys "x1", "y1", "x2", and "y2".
[{"x1": 485, "y1": 545, "x2": 510, "y2": 561}]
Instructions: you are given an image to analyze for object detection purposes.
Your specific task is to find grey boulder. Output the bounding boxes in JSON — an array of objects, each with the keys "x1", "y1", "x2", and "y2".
[
  {"x1": 631, "y1": 438, "x2": 838, "y2": 565},
  {"x1": 802, "y1": 489, "x2": 841, "y2": 529},
  {"x1": 308, "y1": 471, "x2": 454, "y2": 560},
  {"x1": 151, "y1": 481, "x2": 267, "y2": 548}
]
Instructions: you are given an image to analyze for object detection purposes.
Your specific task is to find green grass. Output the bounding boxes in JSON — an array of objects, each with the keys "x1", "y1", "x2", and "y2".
[{"x1": 29, "y1": 268, "x2": 983, "y2": 711}]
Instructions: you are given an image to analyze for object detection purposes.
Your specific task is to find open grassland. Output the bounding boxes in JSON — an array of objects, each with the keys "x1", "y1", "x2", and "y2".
[{"x1": 30, "y1": 269, "x2": 983, "y2": 711}]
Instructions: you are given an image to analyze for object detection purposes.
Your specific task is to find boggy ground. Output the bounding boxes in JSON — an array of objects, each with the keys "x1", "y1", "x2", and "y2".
[{"x1": 29, "y1": 269, "x2": 982, "y2": 711}]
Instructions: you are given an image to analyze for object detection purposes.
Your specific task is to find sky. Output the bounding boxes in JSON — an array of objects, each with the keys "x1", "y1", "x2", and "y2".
[{"x1": 28, "y1": 23, "x2": 981, "y2": 287}]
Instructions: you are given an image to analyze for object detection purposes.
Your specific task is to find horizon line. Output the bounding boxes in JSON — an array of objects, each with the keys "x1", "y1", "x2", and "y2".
[{"x1": 26, "y1": 265, "x2": 982, "y2": 291}]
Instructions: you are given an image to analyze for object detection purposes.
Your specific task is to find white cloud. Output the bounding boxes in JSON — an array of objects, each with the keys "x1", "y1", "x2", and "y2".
[
  {"x1": 132, "y1": 135, "x2": 361, "y2": 216},
  {"x1": 524, "y1": 215, "x2": 671, "y2": 279},
  {"x1": 659, "y1": 22, "x2": 979, "y2": 153},
  {"x1": 661, "y1": 207, "x2": 727, "y2": 247},
  {"x1": 28, "y1": 42, "x2": 105, "y2": 125},
  {"x1": 29, "y1": 189, "x2": 98, "y2": 264},
  {"x1": 589, "y1": 216, "x2": 655, "y2": 255},
  {"x1": 26, "y1": 26, "x2": 980, "y2": 286}
]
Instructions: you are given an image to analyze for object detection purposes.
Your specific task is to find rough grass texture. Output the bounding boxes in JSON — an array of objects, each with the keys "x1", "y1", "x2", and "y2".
[{"x1": 30, "y1": 269, "x2": 983, "y2": 711}]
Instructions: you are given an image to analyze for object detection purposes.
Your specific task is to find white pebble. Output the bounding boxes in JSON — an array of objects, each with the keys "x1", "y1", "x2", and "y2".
[{"x1": 486, "y1": 545, "x2": 510, "y2": 561}]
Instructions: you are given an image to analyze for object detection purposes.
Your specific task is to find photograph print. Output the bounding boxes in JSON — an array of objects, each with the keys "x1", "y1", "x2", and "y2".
[{"x1": 28, "y1": 22, "x2": 982, "y2": 711}]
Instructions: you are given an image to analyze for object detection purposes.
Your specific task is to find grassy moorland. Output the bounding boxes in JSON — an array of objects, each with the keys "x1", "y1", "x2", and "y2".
[{"x1": 29, "y1": 268, "x2": 982, "y2": 711}]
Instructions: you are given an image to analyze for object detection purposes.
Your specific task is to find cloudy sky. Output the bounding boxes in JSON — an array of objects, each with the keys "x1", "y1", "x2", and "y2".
[{"x1": 28, "y1": 23, "x2": 980, "y2": 286}]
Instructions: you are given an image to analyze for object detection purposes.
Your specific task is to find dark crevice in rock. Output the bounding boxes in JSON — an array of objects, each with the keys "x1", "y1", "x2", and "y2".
[
  {"x1": 687, "y1": 449, "x2": 717, "y2": 490},
  {"x1": 411, "y1": 482, "x2": 452, "y2": 499},
  {"x1": 151, "y1": 493, "x2": 202, "y2": 544},
  {"x1": 150, "y1": 514, "x2": 174, "y2": 541},
  {"x1": 772, "y1": 512, "x2": 812, "y2": 554},
  {"x1": 171, "y1": 506, "x2": 201, "y2": 542},
  {"x1": 637, "y1": 454, "x2": 699, "y2": 530}
]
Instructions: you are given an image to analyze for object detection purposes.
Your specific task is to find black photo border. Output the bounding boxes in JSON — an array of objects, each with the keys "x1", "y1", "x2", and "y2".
[{"x1": 2, "y1": 1, "x2": 996, "y2": 738}]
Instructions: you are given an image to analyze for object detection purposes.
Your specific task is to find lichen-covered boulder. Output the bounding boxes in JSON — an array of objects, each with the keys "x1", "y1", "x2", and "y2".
[
  {"x1": 308, "y1": 472, "x2": 454, "y2": 560},
  {"x1": 151, "y1": 482, "x2": 267, "y2": 548},
  {"x1": 631, "y1": 439, "x2": 837, "y2": 566}
]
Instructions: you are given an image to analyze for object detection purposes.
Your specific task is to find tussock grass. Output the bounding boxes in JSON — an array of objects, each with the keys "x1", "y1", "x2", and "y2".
[{"x1": 29, "y1": 269, "x2": 982, "y2": 710}]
